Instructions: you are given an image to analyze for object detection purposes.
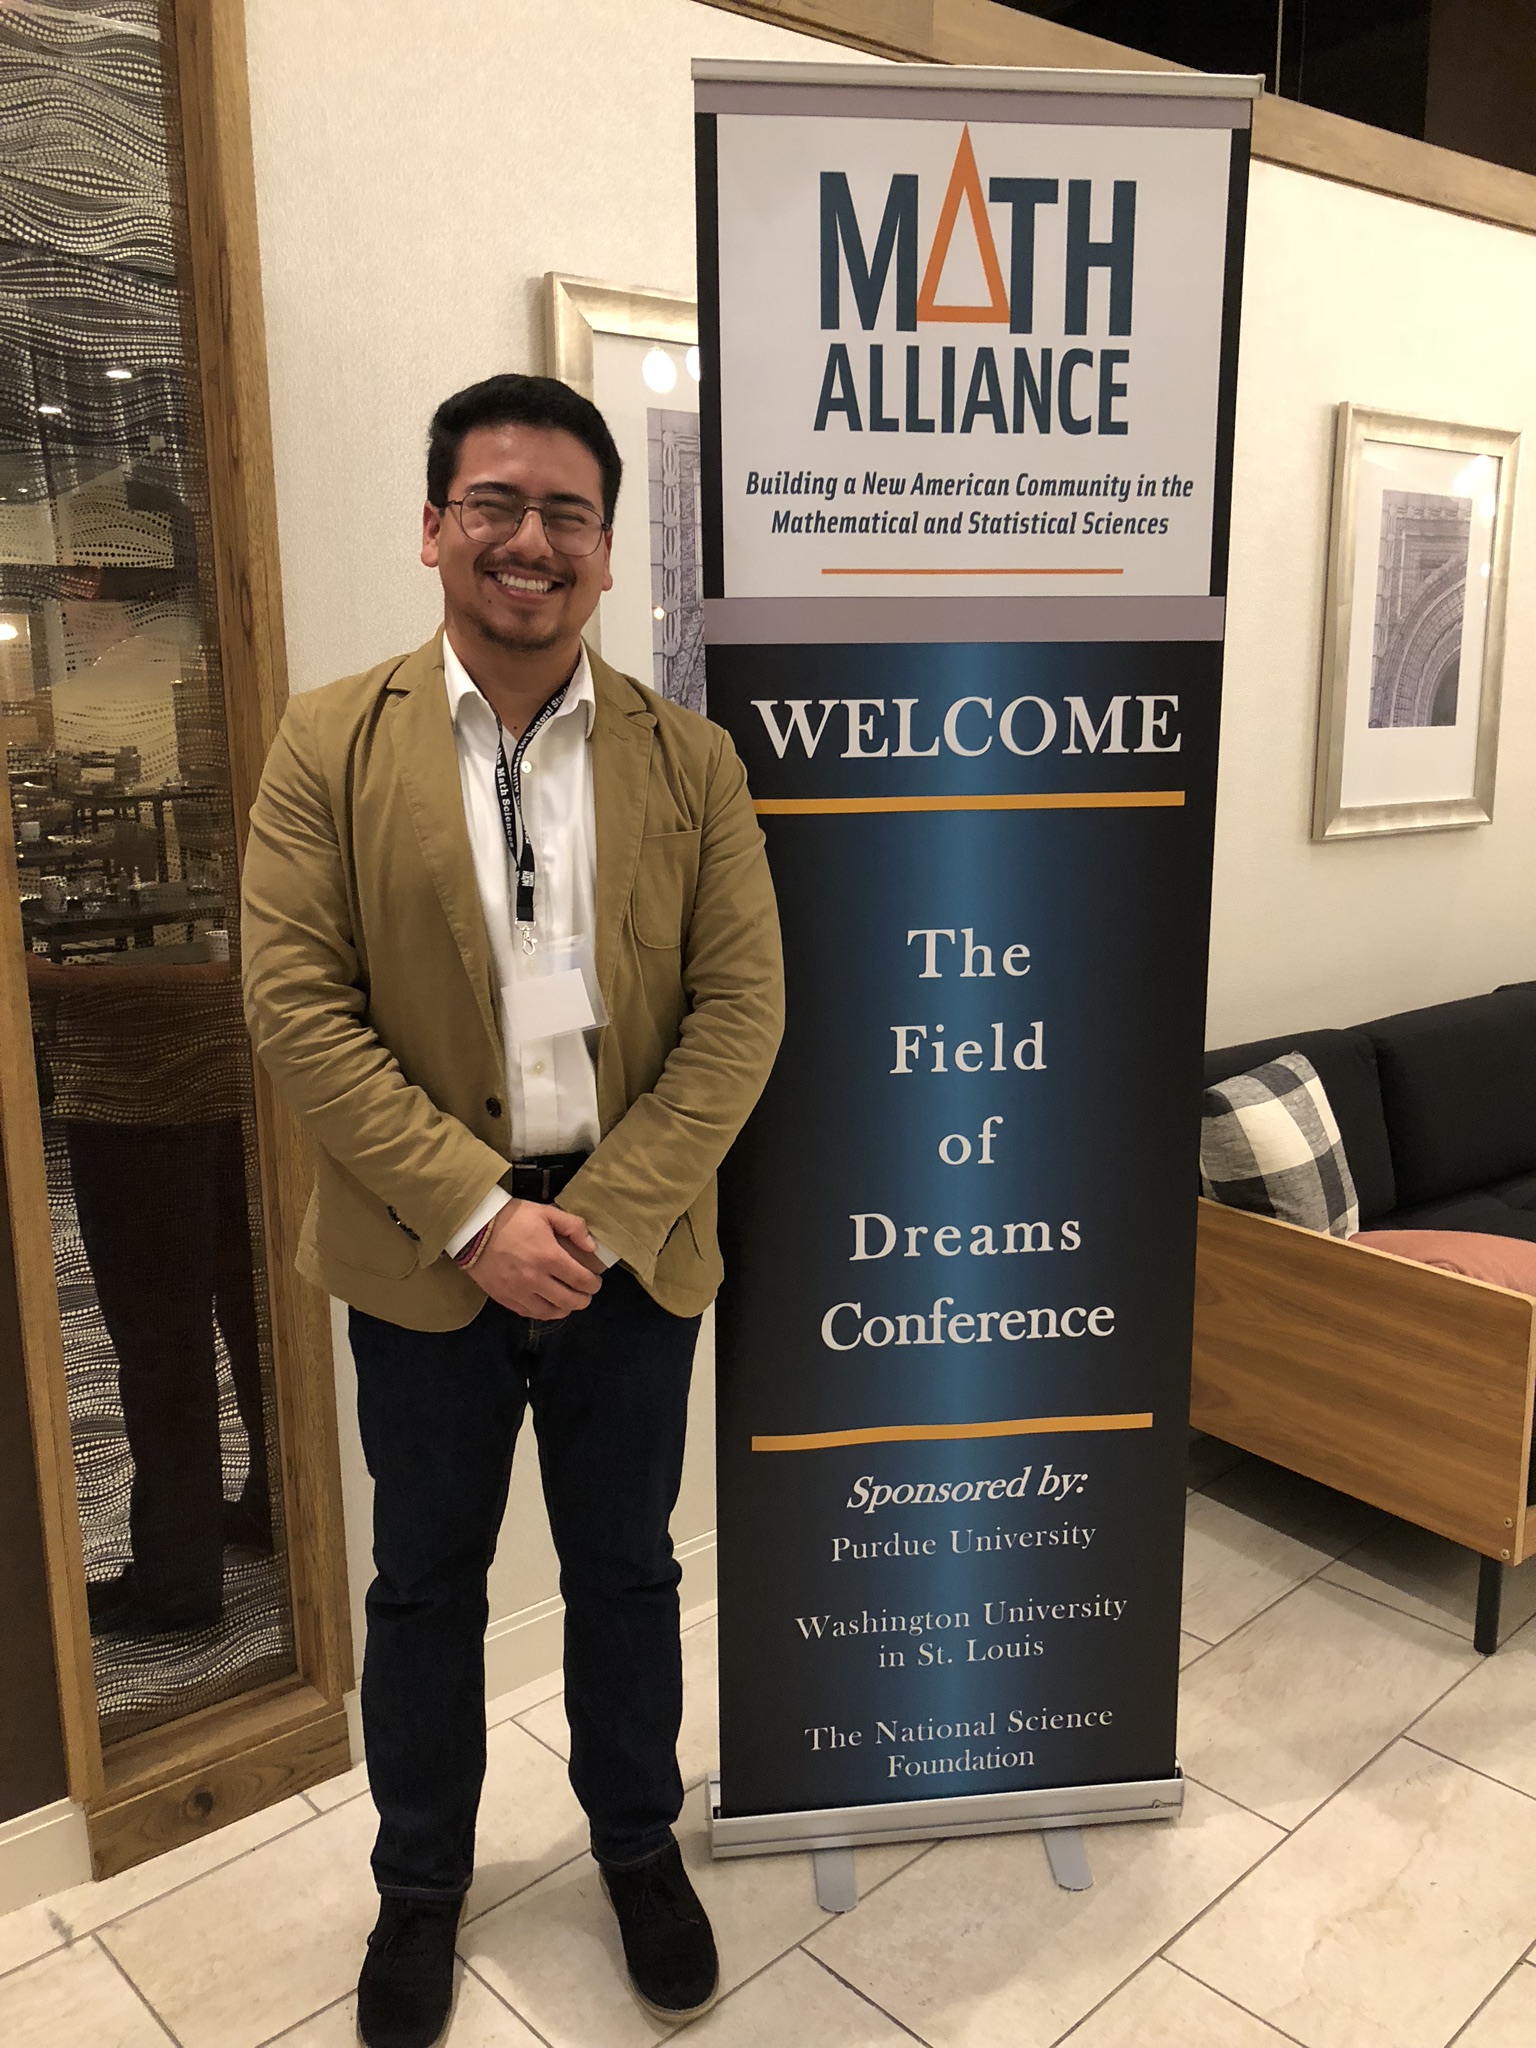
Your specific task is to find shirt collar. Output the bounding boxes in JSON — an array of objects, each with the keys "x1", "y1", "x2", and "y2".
[{"x1": 443, "y1": 631, "x2": 597, "y2": 742}]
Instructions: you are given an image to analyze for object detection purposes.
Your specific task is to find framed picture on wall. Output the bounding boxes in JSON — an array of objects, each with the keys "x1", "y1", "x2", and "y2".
[
  {"x1": 1312, "y1": 403, "x2": 1520, "y2": 841},
  {"x1": 545, "y1": 273, "x2": 703, "y2": 712}
]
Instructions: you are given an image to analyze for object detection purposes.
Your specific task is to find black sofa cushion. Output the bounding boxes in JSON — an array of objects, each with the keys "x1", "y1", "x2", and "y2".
[
  {"x1": 1374, "y1": 1192, "x2": 1536, "y2": 1244},
  {"x1": 1203, "y1": 1028, "x2": 1395, "y2": 1225},
  {"x1": 1366, "y1": 987, "x2": 1536, "y2": 1209}
]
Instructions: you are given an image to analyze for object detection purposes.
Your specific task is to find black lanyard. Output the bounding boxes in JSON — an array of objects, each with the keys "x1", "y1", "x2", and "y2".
[{"x1": 492, "y1": 683, "x2": 569, "y2": 925}]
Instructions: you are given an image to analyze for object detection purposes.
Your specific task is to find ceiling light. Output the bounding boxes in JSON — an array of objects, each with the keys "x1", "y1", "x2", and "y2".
[
  {"x1": 641, "y1": 347, "x2": 677, "y2": 395},
  {"x1": 686, "y1": 346, "x2": 701, "y2": 381},
  {"x1": 0, "y1": 624, "x2": 17, "y2": 642},
  {"x1": 36, "y1": 404, "x2": 63, "y2": 417},
  {"x1": 653, "y1": 606, "x2": 666, "y2": 620},
  {"x1": 105, "y1": 367, "x2": 133, "y2": 382}
]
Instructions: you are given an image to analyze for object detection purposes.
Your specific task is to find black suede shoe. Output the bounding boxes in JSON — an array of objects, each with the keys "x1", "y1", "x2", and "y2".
[
  {"x1": 600, "y1": 1840, "x2": 719, "y2": 2023},
  {"x1": 356, "y1": 1896, "x2": 461, "y2": 2048}
]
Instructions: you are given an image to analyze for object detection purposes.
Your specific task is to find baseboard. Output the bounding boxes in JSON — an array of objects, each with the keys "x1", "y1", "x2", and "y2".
[
  {"x1": 342, "y1": 1683, "x2": 364, "y2": 1767},
  {"x1": 483, "y1": 1595, "x2": 566, "y2": 1704},
  {"x1": 483, "y1": 1530, "x2": 718, "y2": 1706},
  {"x1": 0, "y1": 1798, "x2": 92, "y2": 1914},
  {"x1": 674, "y1": 1528, "x2": 719, "y2": 1608},
  {"x1": 326, "y1": 1536, "x2": 720, "y2": 1782},
  {"x1": 0, "y1": 1543, "x2": 721, "y2": 1912}
]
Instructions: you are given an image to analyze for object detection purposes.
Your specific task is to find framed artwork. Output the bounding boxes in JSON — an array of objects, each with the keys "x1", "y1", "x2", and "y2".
[
  {"x1": 1312, "y1": 403, "x2": 1520, "y2": 841},
  {"x1": 544, "y1": 274, "x2": 704, "y2": 712}
]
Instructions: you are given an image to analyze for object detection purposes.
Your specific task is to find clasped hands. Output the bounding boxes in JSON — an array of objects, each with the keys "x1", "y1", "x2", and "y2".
[{"x1": 465, "y1": 1197, "x2": 605, "y2": 1319}]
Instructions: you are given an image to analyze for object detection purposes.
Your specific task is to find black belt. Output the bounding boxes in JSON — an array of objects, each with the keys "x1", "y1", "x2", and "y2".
[{"x1": 507, "y1": 1151, "x2": 589, "y2": 1203}]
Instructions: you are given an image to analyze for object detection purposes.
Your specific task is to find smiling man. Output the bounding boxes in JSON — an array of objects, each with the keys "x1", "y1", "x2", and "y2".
[{"x1": 241, "y1": 375, "x2": 783, "y2": 2048}]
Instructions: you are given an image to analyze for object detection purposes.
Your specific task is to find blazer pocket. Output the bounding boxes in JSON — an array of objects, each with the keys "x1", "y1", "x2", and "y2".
[
  {"x1": 631, "y1": 828, "x2": 701, "y2": 950},
  {"x1": 313, "y1": 1154, "x2": 421, "y2": 1281}
]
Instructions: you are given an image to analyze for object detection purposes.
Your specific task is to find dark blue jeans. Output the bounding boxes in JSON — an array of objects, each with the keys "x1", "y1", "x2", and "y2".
[{"x1": 350, "y1": 1267, "x2": 701, "y2": 1898}]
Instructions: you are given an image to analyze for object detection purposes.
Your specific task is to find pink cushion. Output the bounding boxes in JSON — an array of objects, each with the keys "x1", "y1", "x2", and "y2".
[{"x1": 1350, "y1": 1229, "x2": 1536, "y2": 1295}]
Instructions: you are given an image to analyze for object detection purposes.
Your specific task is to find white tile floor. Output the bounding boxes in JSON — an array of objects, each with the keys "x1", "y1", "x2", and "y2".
[{"x1": 7, "y1": 1442, "x2": 1536, "y2": 2047}]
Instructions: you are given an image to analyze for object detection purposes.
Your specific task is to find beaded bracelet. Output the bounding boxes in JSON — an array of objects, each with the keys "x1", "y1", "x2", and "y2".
[{"x1": 453, "y1": 1221, "x2": 494, "y2": 1270}]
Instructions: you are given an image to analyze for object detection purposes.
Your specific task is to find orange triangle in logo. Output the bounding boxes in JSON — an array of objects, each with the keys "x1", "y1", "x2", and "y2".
[{"x1": 917, "y1": 125, "x2": 1010, "y2": 325}]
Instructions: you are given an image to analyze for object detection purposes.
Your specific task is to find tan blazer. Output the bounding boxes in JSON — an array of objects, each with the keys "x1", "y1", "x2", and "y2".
[{"x1": 241, "y1": 633, "x2": 783, "y2": 1331}]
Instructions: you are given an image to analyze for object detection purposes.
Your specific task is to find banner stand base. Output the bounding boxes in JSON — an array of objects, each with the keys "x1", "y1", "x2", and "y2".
[
  {"x1": 812, "y1": 1846, "x2": 859, "y2": 1913},
  {"x1": 1042, "y1": 1827, "x2": 1094, "y2": 1891},
  {"x1": 708, "y1": 1770, "x2": 1183, "y2": 1862}
]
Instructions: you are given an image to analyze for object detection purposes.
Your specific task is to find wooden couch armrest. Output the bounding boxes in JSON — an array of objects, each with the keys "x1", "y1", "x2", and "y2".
[{"x1": 1193, "y1": 1198, "x2": 1536, "y2": 1560}]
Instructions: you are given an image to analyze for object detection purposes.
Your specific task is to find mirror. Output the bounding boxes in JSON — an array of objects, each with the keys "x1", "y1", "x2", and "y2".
[{"x1": 1, "y1": 0, "x2": 296, "y2": 1747}]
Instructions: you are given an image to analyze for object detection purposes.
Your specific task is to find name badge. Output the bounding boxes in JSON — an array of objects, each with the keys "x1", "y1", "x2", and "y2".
[{"x1": 503, "y1": 934, "x2": 608, "y2": 1049}]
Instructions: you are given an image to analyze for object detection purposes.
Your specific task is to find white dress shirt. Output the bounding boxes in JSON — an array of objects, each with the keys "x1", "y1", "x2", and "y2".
[{"x1": 442, "y1": 632, "x2": 607, "y2": 1256}]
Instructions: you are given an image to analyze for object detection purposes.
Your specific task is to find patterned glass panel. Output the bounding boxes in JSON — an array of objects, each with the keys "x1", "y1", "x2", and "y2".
[{"x1": 0, "y1": 0, "x2": 295, "y2": 1740}]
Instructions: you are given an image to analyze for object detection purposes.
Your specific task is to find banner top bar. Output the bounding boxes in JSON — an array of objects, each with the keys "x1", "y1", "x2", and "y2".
[{"x1": 691, "y1": 58, "x2": 1264, "y2": 101}]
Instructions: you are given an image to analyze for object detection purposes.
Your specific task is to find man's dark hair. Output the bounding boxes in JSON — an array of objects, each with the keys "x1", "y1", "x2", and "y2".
[{"x1": 426, "y1": 373, "x2": 623, "y2": 523}]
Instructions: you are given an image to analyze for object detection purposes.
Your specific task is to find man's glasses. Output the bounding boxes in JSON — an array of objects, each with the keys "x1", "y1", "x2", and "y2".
[{"x1": 444, "y1": 488, "x2": 608, "y2": 557}]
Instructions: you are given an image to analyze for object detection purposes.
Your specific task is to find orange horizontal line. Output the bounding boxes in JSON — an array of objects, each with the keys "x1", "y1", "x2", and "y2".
[
  {"x1": 755, "y1": 791, "x2": 1185, "y2": 816},
  {"x1": 752, "y1": 1413, "x2": 1154, "y2": 1452},
  {"x1": 819, "y1": 567, "x2": 1124, "y2": 577}
]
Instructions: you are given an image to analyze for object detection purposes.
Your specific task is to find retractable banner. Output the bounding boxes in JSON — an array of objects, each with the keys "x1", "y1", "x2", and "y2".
[{"x1": 695, "y1": 60, "x2": 1257, "y2": 1855}]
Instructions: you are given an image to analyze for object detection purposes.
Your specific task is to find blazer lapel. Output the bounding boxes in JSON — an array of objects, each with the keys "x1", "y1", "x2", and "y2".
[
  {"x1": 388, "y1": 637, "x2": 501, "y2": 1057},
  {"x1": 589, "y1": 650, "x2": 654, "y2": 1008}
]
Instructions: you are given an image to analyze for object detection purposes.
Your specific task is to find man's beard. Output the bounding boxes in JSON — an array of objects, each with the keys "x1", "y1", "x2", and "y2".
[{"x1": 479, "y1": 610, "x2": 565, "y2": 654}]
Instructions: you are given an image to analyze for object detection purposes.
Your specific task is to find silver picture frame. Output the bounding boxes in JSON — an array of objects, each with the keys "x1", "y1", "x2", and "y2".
[
  {"x1": 1312, "y1": 403, "x2": 1520, "y2": 841},
  {"x1": 544, "y1": 273, "x2": 697, "y2": 400},
  {"x1": 544, "y1": 273, "x2": 703, "y2": 709}
]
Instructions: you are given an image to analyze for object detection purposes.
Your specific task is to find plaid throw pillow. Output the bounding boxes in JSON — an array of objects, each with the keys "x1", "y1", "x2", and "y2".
[{"x1": 1201, "y1": 1052, "x2": 1360, "y2": 1238}]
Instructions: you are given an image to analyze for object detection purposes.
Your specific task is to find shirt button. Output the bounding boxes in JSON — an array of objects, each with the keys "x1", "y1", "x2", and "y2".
[{"x1": 485, "y1": 1095, "x2": 503, "y2": 1118}]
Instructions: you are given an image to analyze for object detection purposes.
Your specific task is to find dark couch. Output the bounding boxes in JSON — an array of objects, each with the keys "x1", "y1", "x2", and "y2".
[
  {"x1": 1205, "y1": 983, "x2": 1536, "y2": 1243},
  {"x1": 1195, "y1": 981, "x2": 1536, "y2": 1652}
]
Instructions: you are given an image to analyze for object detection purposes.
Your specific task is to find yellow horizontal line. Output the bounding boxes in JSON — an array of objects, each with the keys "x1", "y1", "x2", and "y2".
[
  {"x1": 819, "y1": 567, "x2": 1124, "y2": 577},
  {"x1": 752, "y1": 1413, "x2": 1154, "y2": 1453},
  {"x1": 755, "y1": 791, "x2": 1185, "y2": 816}
]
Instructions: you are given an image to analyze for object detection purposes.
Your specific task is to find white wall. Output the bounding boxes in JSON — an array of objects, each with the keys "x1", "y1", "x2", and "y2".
[
  {"x1": 244, "y1": 0, "x2": 840, "y2": 1703},
  {"x1": 1213, "y1": 160, "x2": 1536, "y2": 1045},
  {"x1": 245, "y1": 1, "x2": 1536, "y2": 1696},
  {"x1": 244, "y1": 0, "x2": 837, "y2": 694}
]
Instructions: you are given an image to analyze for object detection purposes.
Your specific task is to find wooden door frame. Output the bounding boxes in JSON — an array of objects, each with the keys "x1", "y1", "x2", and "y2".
[{"x1": 1, "y1": 0, "x2": 352, "y2": 1880}]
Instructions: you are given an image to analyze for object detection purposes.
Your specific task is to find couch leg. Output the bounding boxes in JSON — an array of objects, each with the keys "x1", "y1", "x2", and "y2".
[{"x1": 1475, "y1": 1554, "x2": 1504, "y2": 1656}]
